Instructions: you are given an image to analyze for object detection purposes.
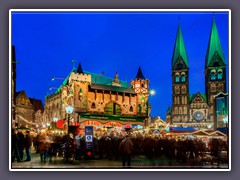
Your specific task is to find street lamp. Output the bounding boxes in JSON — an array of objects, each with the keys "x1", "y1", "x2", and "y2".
[
  {"x1": 51, "y1": 77, "x2": 65, "y2": 81},
  {"x1": 65, "y1": 106, "x2": 74, "y2": 135},
  {"x1": 49, "y1": 87, "x2": 58, "y2": 91}
]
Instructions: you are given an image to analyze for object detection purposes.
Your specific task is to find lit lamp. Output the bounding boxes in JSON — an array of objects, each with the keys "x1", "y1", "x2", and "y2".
[
  {"x1": 53, "y1": 117, "x2": 58, "y2": 122},
  {"x1": 65, "y1": 106, "x2": 74, "y2": 135}
]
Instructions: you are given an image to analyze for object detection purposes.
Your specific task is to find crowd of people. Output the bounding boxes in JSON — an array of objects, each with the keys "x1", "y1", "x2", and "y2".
[
  {"x1": 12, "y1": 128, "x2": 32, "y2": 162},
  {"x1": 12, "y1": 129, "x2": 228, "y2": 167}
]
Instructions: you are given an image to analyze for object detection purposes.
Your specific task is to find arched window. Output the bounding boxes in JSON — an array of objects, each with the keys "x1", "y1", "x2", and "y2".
[
  {"x1": 174, "y1": 107, "x2": 178, "y2": 114},
  {"x1": 210, "y1": 69, "x2": 216, "y2": 80},
  {"x1": 179, "y1": 107, "x2": 182, "y2": 114},
  {"x1": 105, "y1": 103, "x2": 121, "y2": 115},
  {"x1": 211, "y1": 84, "x2": 216, "y2": 92},
  {"x1": 184, "y1": 107, "x2": 187, "y2": 114},
  {"x1": 175, "y1": 76, "x2": 180, "y2": 82},
  {"x1": 182, "y1": 96, "x2": 185, "y2": 104},
  {"x1": 181, "y1": 74, "x2": 186, "y2": 82},
  {"x1": 181, "y1": 85, "x2": 186, "y2": 94},
  {"x1": 217, "y1": 69, "x2": 223, "y2": 80},
  {"x1": 175, "y1": 86, "x2": 180, "y2": 94},
  {"x1": 129, "y1": 106, "x2": 133, "y2": 112},
  {"x1": 91, "y1": 102, "x2": 96, "y2": 108}
]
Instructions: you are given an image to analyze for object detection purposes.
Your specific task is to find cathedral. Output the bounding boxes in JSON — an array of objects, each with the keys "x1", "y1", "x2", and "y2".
[{"x1": 166, "y1": 17, "x2": 227, "y2": 130}]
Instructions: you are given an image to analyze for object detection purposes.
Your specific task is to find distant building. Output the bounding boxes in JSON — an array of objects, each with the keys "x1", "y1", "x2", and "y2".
[
  {"x1": 15, "y1": 90, "x2": 44, "y2": 128},
  {"x1": 166, "y1": 17, "x2": 228, "y2": 130},
  {"x1": 44, "y1": 63, "x2": 151, "y2": 132}
]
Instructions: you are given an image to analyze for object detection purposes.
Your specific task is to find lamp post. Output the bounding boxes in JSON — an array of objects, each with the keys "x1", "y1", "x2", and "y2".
[
  {"x1": 65, "y1": 106, "x2": 74, "y2": 135},
  {"x1": 51, "y1": 77, "x2": 65, "y2": 81}
]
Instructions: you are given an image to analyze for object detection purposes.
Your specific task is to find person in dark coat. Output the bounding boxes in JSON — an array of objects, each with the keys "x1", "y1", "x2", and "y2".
[
  {"x1": 119, "y1": 134, "x2": 134, "y2": 167},
  {"x1": 12, "y1": 129, "x2": 21, "y2": 162},
  {"x1": 24, "y1": 131, "x2": 32, "y2": 161},
  {"x1": 17, "y1": 130, "x2": 25, "y2": 160}
]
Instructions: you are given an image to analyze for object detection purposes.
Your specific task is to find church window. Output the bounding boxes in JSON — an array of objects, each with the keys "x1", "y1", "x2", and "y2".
[
  {"x1": 181, "y1": 75, "x2": 186, "y2": 82},
  {"x1": 179, "y1": 107, "x2": 182, "y2": 114},
  {"x1": 175, "y1": 86, "x2": 180, "y2": 94},
  {"x1": 182, "y1": 96, "x2": 185, "y2": 104},
  {"x1": 174, "y1": 107, "x2": 178, "y2": 114},
  {"x1": 177, "y1": 97, "x2": 180, "y2": 104},
  {"x1": 217, "y1": 69, "x2": 223, "y2": 80},
  {"x1": 184, "y1": 107, "x2": 187, "y2": 114},
  {"x1": 181, "y1": 85, "x2": 186, "y2": 94},
  {"x1": 210, "y1": 69, "x2": 216, "y2": 80},
  {"x1": 211, "y1": 84, "x2": 216, "y2": 92},
  {"x1": 175, "y1": 76, "x2": 180, "y2": 82}
]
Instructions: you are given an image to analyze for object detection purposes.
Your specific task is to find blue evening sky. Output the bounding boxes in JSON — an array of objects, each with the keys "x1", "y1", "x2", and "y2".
[{"x1": 11, "y1": 11, "x2": 229, "y2": 120}]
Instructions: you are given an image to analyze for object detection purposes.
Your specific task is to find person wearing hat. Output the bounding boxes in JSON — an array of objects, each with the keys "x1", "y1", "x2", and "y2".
[{"x1": 119, "y1": 133, "x2": 133, "y2": 167}]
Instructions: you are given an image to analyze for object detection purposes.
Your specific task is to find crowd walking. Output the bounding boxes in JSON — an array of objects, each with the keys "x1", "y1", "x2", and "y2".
[{"x1": 11, "y1": 129, "x2": 228, "y2": 167}]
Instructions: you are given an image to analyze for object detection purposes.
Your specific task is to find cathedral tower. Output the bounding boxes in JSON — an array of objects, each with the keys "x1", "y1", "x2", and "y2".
[
  {"x1": 205, "y1": 16, "x2": 227, "y2": 121},
  {"x1": 171, "y1": 23, "x2": 190, "y2": 123}
]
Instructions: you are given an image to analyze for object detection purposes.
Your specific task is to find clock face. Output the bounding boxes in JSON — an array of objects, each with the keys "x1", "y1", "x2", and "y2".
[{"x1": 193, "y1": 111, "x2": 205, "y2": 121}]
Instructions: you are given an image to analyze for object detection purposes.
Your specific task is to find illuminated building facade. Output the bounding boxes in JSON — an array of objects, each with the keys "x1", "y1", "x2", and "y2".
[
  {"x1": 166, "y1": 17, "x2": 228, "y2": 130},
  {"x1": 44, "y1": 63, "x2": 150, "y2": 132}
]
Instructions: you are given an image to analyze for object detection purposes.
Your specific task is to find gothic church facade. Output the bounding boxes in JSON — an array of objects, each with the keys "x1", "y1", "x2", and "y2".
[{"x1": 166, "y1": 17, "x2": 227, "y2": 129}]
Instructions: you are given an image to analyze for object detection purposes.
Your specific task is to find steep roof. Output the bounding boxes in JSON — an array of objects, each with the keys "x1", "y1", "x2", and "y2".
[
  {"x1": 29, "y1": 98, "x2": 44, "y2": 112},
  {"x1": 90, "y1": 84, "x2": 136, "y2": 94},
  {"x1": 172, "y1": 23, "x2": 189, "y2": 68},
  {"x1": 205, "y1": 16, "x2": 226, "y2": 67},
  {"x1": 15, "y1": 90, "x2": 24, "y2": 99},
  {"x1": 51, "y1": 67, "x2": 130, "y2": 95},
  {"x1": 76, "y1": 62, "x2": 84, "y2": 74},
  {"x1": 135, "y1": 66, "x2": 146, "y2": 79}
]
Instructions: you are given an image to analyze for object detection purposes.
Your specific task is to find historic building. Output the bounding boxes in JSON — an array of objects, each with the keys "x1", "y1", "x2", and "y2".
[
  {"x1": 166, "y1": 17, "x2": 227, "y2": 130},
  {"x1": 44, "y1": 63, "x2": 150, "y2": 133},
  {"x1": 15, "y1": 90, "x2": 44, "y2": 128}
]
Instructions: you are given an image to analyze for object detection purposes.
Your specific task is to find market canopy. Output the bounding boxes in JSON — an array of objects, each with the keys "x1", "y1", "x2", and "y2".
[{"x1": 17, "y1": 126, "x2": 30, "y2": 131}]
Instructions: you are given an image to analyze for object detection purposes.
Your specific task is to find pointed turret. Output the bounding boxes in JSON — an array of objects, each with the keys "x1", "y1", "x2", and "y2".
[
  {"x1": 76, "y1": 62, "x2": 84, "y2": 74},
  {"x1": 172, "y1": 23, "x2": 189, "y2": 69},
  {"x1": 136, "y1": 66, "x2": 145, "y2": 79},
  {"x1": 205, "y1": 16, "x2": 226, "y2": 67}
]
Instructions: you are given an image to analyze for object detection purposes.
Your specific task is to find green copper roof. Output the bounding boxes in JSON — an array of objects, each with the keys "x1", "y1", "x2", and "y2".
[
  {"x1": 84, "y1": 71, "x2": 130, "y2": 88},
  {"x1": 52, "y1": 68, "x2": 130, "y2": 95},
  {"x1": 172, "y1": 24, "x2": 189, "y2": 68},
  {"x1": 90, "y1": 84, "x2": 136, "y2": 94},
  {"x1": 205, "y1": 17, "x2": 226, "y2": 67}
]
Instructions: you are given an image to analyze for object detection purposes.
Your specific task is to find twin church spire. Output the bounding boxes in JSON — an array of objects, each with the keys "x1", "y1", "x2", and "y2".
[
  {"x1": 172, "y1": 21, "x2": 189, "y2": 69},
  {"x1": 172, "y1": 15, "x2": 226, "y2": 69}
]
